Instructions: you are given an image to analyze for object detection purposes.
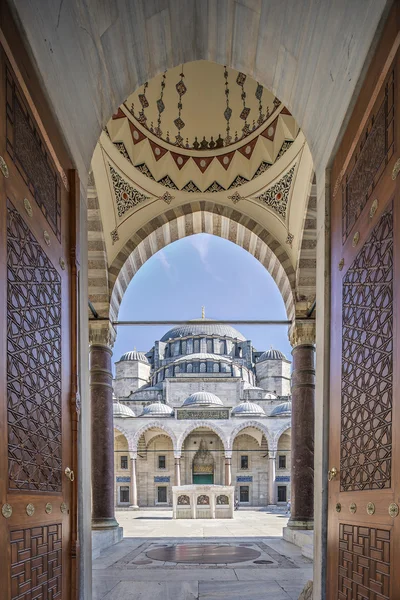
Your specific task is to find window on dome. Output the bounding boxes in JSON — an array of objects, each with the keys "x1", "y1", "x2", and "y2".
[
  {"x1": 194, "y1": 339, "x2": 200, "y2": 353},
  {"x1": 120, "y1": 456, "x2": 128, "y2": 470},
  {"x1": 200, "y1": 362, "x2": 206, "y2": 373},
  {"x1": 187, "y1": 364, "x2": 193, "y2": 373},
  {"x1": 120, "y1": 486, "x2": 130, "y2": 503},
  {"x1": 175, "y1": 365, "x2": 180, "y2": 374},
  {"x1": 213, "y1": 363, "x2": 219, "y2": 373},
  {"x1": 278, "y1": 455, "x2": 287, "y2": 469},
  {"x1": 182, "y1": 340, "x2": 187, "y2": 354},
  {"x1": 207, "y1": 362, "x2": 213, "y2": 373},
  {"x1": 172, "y1": 341, "x2": 180, "y2": 356},
  {"x1": 158, "y1": 455, "x2": 166, "y2": 469},
  {"x1": 240, "y1": 455, "x2": 249, "y2": 470},
  {"x1": 207, "y1": 339, "x2": 213, "y2": 353},
  {"x1": 193, "y1": 363, "x2": 199, "y2": 373}
]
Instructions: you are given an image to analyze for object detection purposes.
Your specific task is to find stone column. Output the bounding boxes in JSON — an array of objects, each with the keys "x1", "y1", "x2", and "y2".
[
  {"x1": 89, "y1": 321, "x2": 119, "y2": 530},
  {"x1": 174, "y1": 455, "x2": 181, "y2": 486},
  {"x1": 130, "y1": 455, "x2": 138, "y2": 509},
  {"x1": 268, "y1": 451, "x2": 276, "y2": 505},
  {"x1": 224, "y1": 455, "x2": 232, "y2": 486},
  {"x1": 287, "y1": 320, "x2": 315, "y2": 530}
]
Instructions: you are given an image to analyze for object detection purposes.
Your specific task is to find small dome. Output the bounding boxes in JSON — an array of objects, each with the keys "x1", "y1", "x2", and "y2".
[
  {"x1": 113, "y1": 401, "x2": 135, "y2": 418},
  {"x1": 141, "y1": 401, "x2": 174, "y2": 417},
  {"x1": 257, "y1": 348, "x2": 288, "y2": 363},
  {"x1": 270, "y1": 401, "x2": 292, "y2": 417},
  {"x1": 182, "y1": 391, "x2": 223, "y2": 407},
  {"x1": 232, "y1": 401, "x2": 265, "y2": 416},
  {"x1": 119, "y1": 349, "x2": 149, "y2": 363}
]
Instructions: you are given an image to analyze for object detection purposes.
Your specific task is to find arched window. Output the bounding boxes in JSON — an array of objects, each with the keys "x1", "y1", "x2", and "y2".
[
  {"x1": 200, "y1": 362, "x2": 206, "y2": 373},
  {"x1": 182, "y1": 340, "x2": 187, "y2": 354},
  {"x1": 194, "y1": 339, "x2": 200, "y2": 353},
  {"x1": 207, "y1": 339, "x2": 213, "y2": 353},
  {"x1": 175, "y1": 364, "x2": 180, "y2": 374},
  {"x1": 187, "y1": 364, "x2": 193, "y2": 373},
  {"x1": 207, "y1": 361, "x2": 213, "y2": 373},
  {"x1": 213, "y1": 363, "x2": 219, "y2": 373}
]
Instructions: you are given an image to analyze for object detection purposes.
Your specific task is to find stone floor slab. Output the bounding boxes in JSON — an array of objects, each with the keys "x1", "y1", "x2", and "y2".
[
  {"x1": 198, "y1": 580, "x2": 290, "y2": 599},
  {"x1": 102, "y1": 581, "x2": 198, "y2": 600}
]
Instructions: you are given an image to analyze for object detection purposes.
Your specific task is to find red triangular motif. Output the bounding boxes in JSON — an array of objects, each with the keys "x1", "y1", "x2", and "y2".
[
  {"x1": 261, "y1": 118, "x2": 279, "y2": 141},
  {"x1": 193, "y1": 156, "x2": 214, "y2": 173},
  {"x1": 112, "y1": 108, "x2": 125, "y2": 120},
  {"x1": 129, "y1": 122, "x2": 146, "y2": 145},
  {"x1": 237, "y1": 137, "x2": 258, "y2": 160},
  {"x1": 171, "y1": 152, "x2": 191, "y2": 170},
  {"x1": 280, "y1": 107, "x2": 291, "y2": 116},
  {"x1": 149, "y1": 140, "x2": 169, "y2": 161},
  {"x1": 217, "y1": 151, "x2": 235, "y2": 170}
]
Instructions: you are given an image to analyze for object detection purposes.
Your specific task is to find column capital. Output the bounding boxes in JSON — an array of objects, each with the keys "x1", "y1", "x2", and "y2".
[
  {"x1": 89, "y1": 320, "x2": 117, "y2": 348},
  {"x1": 289, "y1": 319, "x2": 316, "y2": 348},
  {"x1": 268, "y1": 451, "x2": 277, "y2": 459},
  {"x1": 224, "y1": 451, "x2": 232, "y2": 459},
  {"x1": 174, "y1": 453, "x2": 181, "y2": 460}
]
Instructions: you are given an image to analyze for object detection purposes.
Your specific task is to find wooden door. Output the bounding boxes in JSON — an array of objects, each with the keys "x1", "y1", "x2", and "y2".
[
  {"x1": 0, "y1": 35, "x2": 78, "y2": 600},
  {"x1": 329, "y1": 5, "x2": 400, "y2": 599}
]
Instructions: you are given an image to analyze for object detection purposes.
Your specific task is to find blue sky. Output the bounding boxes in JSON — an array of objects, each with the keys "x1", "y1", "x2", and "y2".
[{"x1": 112, "y1": 233, "x2": 292, "y2": 371}]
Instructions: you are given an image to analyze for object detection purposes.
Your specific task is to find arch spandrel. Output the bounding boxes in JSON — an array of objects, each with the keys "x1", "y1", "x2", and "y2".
[
  {"x1": 229, "y1": 421, "x2": 274, "y2": 452},
  {"x1": 177, "y1": 422, "x2": 229, "y2": 454},
  {"x1": 131, "y1": 421, "x2": 178, "y2": 453}
]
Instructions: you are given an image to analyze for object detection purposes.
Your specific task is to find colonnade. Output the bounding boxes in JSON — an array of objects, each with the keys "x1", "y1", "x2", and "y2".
[{"x1": 89, "y1": 320, "x2": 315, "y2": 532}]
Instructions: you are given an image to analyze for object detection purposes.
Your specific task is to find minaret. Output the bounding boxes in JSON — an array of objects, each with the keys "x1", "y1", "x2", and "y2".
[{"x1": 202, "y1": 306, "x2": 205, "y2": 319}]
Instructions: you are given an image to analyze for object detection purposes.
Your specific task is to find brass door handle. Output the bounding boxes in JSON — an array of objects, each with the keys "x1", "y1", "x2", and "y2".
[
  {"x1": 328, "y1": 467, "x2": 338, "y2": 481},
  {"x1": 65, "y1": 467, "x2": 75, "y2": 482}
]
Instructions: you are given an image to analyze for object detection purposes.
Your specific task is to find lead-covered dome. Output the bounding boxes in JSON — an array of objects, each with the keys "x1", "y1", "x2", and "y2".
[
  {"x1": 119, "y1": 349, "x2": 149, "y2": 363},
  {"x1": 257, "y1": 348, "x2": 288, "y2": 363},
  {"x1": 232, "y1": 401, "x2": 265, "y2": 416},
  {"x1": 182, "y1": 391, "x2": 224, "y2": 407},
  {"x1": 113, "y1": 401, "x2": 135, "y2": 418},
  {"x1": 270, "y1": 401, "x2": 292, "y2": 417},
  {"x1": 141, "y1": 401, "x2": 174, "y2": 417},
  {"x1": 161, "y1": 319, "x2": 246, "y2": 342}
]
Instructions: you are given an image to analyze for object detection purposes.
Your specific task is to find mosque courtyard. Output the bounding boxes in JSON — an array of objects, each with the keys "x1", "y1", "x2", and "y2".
[{"x1": 93, "y1": 510, "x2": 313, "y2": 600}]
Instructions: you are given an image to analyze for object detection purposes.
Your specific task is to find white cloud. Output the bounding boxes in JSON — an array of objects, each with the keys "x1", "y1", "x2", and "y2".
[
  {"x1": 155, "y1": 249, "x2": 171, "y2": 270},
  {"x1": 190, "y1": 234, "x2": 210, "y2": 265}
]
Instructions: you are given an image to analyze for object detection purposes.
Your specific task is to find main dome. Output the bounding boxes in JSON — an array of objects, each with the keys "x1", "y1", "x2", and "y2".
[
  {"x1": 161, "y1": 319, "x2": 246, "y2": 342},
  {"x1": 182, "y1": 391, "x2": 224, "y2": 407}
]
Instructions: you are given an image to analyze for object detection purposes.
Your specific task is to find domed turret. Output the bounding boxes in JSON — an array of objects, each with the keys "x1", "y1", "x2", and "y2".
[
  {"x1": 113, "y1": 401, "x2": 135, "y2": 418},
  {"x1": 232, "y1": 401, "x2": 265, "y2": 417},
  {"x1": 270, "y1": 401, "x2": 292, "y2": 417},
  {"x1": 182, "y1": 391, "x2": 223, "y2": 407},
  {"x1": 257, "y1": 348, "x2": 288, "y2": 363},
  {"x1": 119, "y1": 349, "x2": 149, "y2": 363},
  {"x1": 141, "y1": 401, "x2": 174, "y2": 417}
]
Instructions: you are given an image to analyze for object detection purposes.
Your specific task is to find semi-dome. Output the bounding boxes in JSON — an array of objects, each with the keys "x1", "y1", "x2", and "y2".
[
  {"x1": 119, "y1": 349, "x2": 149, "y2": 363},
  {"x1": 141, "y1": 401, "x2": 174, "y2": 417},
  {"x1": 257, "y1": 348, "x2": 288, "y2": 363},
  {"x1": 232, "y1": 401, "x2": 265, "y2": 416},
  {"x1": 182, "y1": 391, "x2": 224, "y2": 407},
  {"x1": 270, "y1": 401, "x2": 292, "y2": 417},
  {"x1": 113, "y1": 401, "x2": 135, "y2": 418},
  {"x1": 161, "y1": 319, "x2": 246, "y2": 342}
]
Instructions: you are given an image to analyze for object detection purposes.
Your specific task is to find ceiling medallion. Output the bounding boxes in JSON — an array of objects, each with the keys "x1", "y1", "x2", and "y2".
[
  {"x1": 335, "y1": 503, "x2": 341, "y2": 513},
  {"x1": 59, "y1": 257, "x2": 66, "y2": 270},
  {"x1": 349, "y1": 503, "x2": 357, "y2": 514},
  {"x1": 110, "y1": 228, "x2": 119, "y2": 244},
  {"x1": 228, "y1": 191, "x2": 242, "y2": 204},
  {"x1": 391, "y1": 157, "x2": 400, "y2": 180},
  {"x1": 1, "y1": 503, "x2": 12, "y2": 519},
  {"x1": 26, "y1": 503, "x2": 35, "y2": 517},
  {"x1": 366, "y1": 502, "x2": 375, "y2": 515},
  {"x1": 45, "y1": 503, "x2": 53, "y2": 515},
  {"x1": 338, "y1": 258, "x2": 345, "y2": 271},
  {"x1": 369, "y1": 198, "x2": 378, "y2": 219},
  {"x1": 23, "y1": 197, "x2": 33, "y2": 217},
  {"x1": 43, "y1": 230, "x2": 51, "y2": 246},
  {"x1": 389, "y1": 503, "x2": 399, "y2": 518},
  {"x1": 286, "y1": 232, "x2": 294, "y2": 248},
  {"x1": 159, "y1": 191, "x2": 174, "y2": 204},
  {"x1": 352, "y1": 231, "x2": 360, "y2": 247},
  {"x1": 0, "y1": 155, "x2": 9, "y2": 178},
  {"x1": 60, "y1": 502, "x2": 68, "y2": 514}
]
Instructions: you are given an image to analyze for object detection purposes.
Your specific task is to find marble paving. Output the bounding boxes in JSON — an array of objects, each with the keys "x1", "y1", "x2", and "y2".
[{"x1": 93, "y1": 510, "x2": 313, "y2": 599}]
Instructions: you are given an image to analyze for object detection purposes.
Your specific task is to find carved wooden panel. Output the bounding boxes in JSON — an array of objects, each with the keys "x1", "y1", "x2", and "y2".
[
  {"x1": 10, "y1": 524, "x2": 62, "y2": 600},
  {"x1": 342, "y1": 71, "x2": 394, "y2": 242},
  {"x1": 341, "y1": 208, "x2": 393, "y2": 492},
  {"x1": 7, "y1": 200, "x2": 62, "y2": 491},
  {"x1": 5, "y1": 64, "x2": 61, "y2": 241},
  {"x1": 338, "y1": 524, "x2": 390, "y2": 600}
]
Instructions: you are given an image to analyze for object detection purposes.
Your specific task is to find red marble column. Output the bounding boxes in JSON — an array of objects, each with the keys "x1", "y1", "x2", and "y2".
[
  {"x1": 90, "y1": 323, "x2": 119, "y2": 530},
  {"x1": 288, "y1": 322, "x2": 315, "y2": 530}
]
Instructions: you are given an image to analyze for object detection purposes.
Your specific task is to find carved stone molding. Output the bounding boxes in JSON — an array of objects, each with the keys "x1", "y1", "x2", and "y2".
[
  {"x1": 289, "y1": 319, "x2": 316, "y2": 347},
  {"x1": 89, "y1": 320, "x2": 117, "y2": 348}
]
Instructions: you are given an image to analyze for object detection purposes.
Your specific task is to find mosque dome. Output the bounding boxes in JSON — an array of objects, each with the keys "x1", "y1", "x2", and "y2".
[
  {"x1": 141, "y1": 401, "x2": 174, "y2": 417},
  {"x1": 119, "y1": 349, "x2": 149, "y2": 363},
  {"x1": 113, "y1": 401, "x2": 135, "y2": 418},
  {"x1": 182, "y1": 391, "x2": 224, "y2": 407},
  {"x1": 160, "y1": 319, "x2": 246, "y2": 342},
  {"x1": 270, "y1": 401, "x2": 292, "y2": 417},
  {"x1": 231, "y1": 401, "x2": 265, "y2": 416},
  {"x1": 257, "y1": 348, "x2": 288, "y2": 363}
]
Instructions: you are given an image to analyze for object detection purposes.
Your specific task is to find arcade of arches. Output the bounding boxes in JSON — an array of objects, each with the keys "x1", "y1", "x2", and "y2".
[{"x1": 0, "y1": 2, "x2": 399, "y2": 600}]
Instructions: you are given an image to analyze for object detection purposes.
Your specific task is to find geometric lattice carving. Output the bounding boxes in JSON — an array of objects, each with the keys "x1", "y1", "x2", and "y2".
[
  {"x1": 255, "y1": 164, "x2": 296, "y2": 220},
  {"x1": 10, "y1": 524, "x2": 62, "y2": 600},
  {"x1": 109, "y1": 165, "x2": 150, "y2": 217},
  {"x1": 338, "y1": 524, "x2": 390, "y2": 600},
  {"x1": 6, "y1": 65, "x2": 61, "y2": 241},
  {"x1": 340, "y1": 208, "x2": 393, "y2": 492},
  {"x1": 343, "y1": 71, "x2": 394, "y2": 243},
  {"x1": 7, "y1": 201, "x2": 62, "y2": 491}
]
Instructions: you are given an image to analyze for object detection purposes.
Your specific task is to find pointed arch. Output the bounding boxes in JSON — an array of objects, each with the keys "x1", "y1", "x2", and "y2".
[
  {"x1": 229, "y1": 420, "x2": 274, "y2": 451},
  {"x1": 177, "y1": 421, "x2": 229, "y2": 454},
  {"x1": 131, "y1": 421, "x2": 177, "y2": 453}
]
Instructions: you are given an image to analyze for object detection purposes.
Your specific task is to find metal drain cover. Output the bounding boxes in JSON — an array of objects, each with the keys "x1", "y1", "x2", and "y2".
[
  {"x1": 253, "y1": 559, "x2": 273, "y2": 564},
  {"x1": 146, "y1": 544, "x2": 261, "y2": 564}
]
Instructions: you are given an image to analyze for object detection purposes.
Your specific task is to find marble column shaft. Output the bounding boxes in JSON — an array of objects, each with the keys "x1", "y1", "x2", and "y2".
[
  {"x1": 130, "y1": 457, "x2": 138, "y2": 508},
  {"x1": 288, "y1": 341, "x2": 315, "y2": 529},
  {"x1": 225, "y1": 457, "x2": 232, "y2": 486},
  {"x1": 268, "y1": 453, "x2": 276, "y2": 505},
  {"x1": 90, "y1": 342, "x2": 119, "y2": 529},
  {"x1": 175, "y1": 457, "x2": 181, "y2": 486}
]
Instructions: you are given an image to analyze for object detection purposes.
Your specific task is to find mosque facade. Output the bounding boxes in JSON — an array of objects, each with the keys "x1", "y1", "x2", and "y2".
[{"x1": 113, "y1": 316, "x2": 292, "y2": 508}]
